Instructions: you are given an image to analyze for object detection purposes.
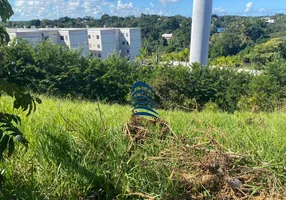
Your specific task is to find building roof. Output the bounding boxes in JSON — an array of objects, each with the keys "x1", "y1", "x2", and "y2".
[
  {"x1": 162, "y1": 33, "x2": 173, "y2": 37},
  {"x1": 88, "y1": 27, "x2": 140, "y2": 30},
  {"x1": 6, "y1": 28, "x2": 89, "y2": 33},
  {"x1": 7, "y1": 27, "x2": 140, "y2": 34}
]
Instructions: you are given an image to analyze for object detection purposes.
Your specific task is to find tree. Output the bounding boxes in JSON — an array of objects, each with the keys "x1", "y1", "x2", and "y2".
[
  {"x1": 0, "y1": 0, "x2": 41, "y2": 159},
  {"x1": 209, "y1": 32, "x2": 246, "y2": 59},
  {"x1": 29, "y1": 19, "x2": 41, "y2": 27},
  {"x1": 245, "y1": 38, "x2": 284, "y2": 69}
]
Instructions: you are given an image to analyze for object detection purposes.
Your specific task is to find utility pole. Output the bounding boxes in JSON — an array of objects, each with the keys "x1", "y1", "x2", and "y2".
[{"x1": 190, "y1": 0, "x2": 213, "y2": 66}]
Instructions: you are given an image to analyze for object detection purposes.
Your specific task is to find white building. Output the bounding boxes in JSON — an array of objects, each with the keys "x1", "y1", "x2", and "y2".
[
  {"x1": 7, "y1": 27, "x2": 141, "y2": 61},
  {"x1": 120, "y1": 28, "x2": 141, "y2": 61},
  {"x1": 261, "y1": 17, "x2": 276, "y2": 24},
  {"x1": 87, "y1": 28, "x2": 141, "y2": 61},
  {"x1": 7, "y1": 28, "x2": 89, "y2": 56},
  {"x1": 88, "y1": 28, "x2": 119, "y2": 59},
  {"x1": 162, "y1": 33, "x2": 173, "y2": 41}
]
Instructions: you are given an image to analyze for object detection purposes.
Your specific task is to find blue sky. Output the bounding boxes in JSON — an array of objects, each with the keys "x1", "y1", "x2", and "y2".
[{"x1": 8, "y1": 0, "x2": 286, "y2": 21}]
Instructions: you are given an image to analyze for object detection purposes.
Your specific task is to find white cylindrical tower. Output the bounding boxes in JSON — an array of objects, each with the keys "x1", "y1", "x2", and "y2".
[{"x1": 190, "y1": 0, "x2": 213, "y2": 66}]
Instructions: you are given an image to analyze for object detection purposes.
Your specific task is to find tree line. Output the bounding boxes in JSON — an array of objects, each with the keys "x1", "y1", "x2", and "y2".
[{"x1": 1, "y1": 40, "x2": 286, "y2": 113}]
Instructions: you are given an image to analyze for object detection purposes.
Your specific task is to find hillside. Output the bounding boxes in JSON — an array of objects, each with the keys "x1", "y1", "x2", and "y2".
[{"x1": 1, "y1": 96, "x2": 285, "y2": 199}]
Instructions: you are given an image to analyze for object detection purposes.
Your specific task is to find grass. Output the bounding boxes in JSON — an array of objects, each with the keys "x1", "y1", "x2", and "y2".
[{"x1": 0, "y1": 95, "x2": 286, "y2": 199}]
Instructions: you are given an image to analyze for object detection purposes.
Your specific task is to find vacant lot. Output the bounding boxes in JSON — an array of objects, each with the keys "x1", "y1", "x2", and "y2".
[{"x1": 0, "y1": 96, "x2": 285, "y2": 199}]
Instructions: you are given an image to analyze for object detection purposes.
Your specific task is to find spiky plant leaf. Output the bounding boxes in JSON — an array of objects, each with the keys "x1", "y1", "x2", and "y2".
[
  {"x1": 132, "y1": 89, "x2": 153, "y2": 97},
  {"x1": 131, "y1": 81, "x2": 159, "y2": 118},
  {"x1": 132, "y1": 112, "x2": 158, "y2": 118},
  {"x1": 132, "y1": 106, "x2": 159, "y2": 116},
  {"x1": 131, "y1": 81, "x2": 157, "y2": 96},
  {"x1": 132, "y1": 101, "x2": 156, "y2": 109}
]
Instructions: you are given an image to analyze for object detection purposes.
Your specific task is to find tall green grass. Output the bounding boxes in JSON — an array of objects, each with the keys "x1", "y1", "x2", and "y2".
[{"x1": 0, "y1": 95, "x2": 285, "y2": 199}]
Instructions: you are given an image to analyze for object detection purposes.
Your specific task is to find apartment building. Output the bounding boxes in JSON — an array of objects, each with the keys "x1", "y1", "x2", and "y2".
[
  {"x1": 119, "y1": 28, "x2": 141, "y2": 61},
  {"x1": 7, "y1": 28, "x2": 90, "y2": 56},
  {"x1": 88, "y1": 28, "x2": 119, "y2": 59},
  {"x1": 87, "y1": 28, "x2": 141, "y2": 61},
  {"x1": 7, "y1": 27, "x2": 141, "y2": 61}
]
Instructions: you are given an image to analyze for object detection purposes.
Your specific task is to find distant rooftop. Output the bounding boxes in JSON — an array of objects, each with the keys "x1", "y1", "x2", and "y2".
[
  {"x1": 6, "y1": 28, "x2": 88, "y2": 33},
  {"x1": 7, "y1": 27, "x2": 141, "y2": 33}
]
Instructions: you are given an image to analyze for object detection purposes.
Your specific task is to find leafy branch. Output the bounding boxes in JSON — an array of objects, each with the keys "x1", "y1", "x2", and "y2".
[
  {"x1": 0, "y1": 80, "x2": 42, "y2": 116},
  {"x1": 0, "y1": 0, "x2": 40, "y2": 162},
  {"x1": 0, "y1": 80, "x2": 41, "y2": 159},
  {"x1": 0, "y1": 113, "x2": 28, "y2": 159}
]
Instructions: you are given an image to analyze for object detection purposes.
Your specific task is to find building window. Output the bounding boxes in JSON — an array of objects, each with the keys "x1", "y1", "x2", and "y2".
[
  {"x1": 65, "y1": 36, "x2": 68, "y2": 41},
  {"x1": 96, "y1": 35, "x2": 99, "y2": 39},
  {"x1": 126, "y1": 41, "x2": 129, "y2": 45},
  {"x1": 122, "y1": 41, "x2": 125, "y2": 45},
  {"x1": 126, "y1": 33, "x2": 129, "y2": 37},
  {"x1": 97, "y1": 44, "x2": 100, "y2": 49},
  {"x1": 98, "y1": 53, "x2": 101, "y2": 58},
  {"x1": 127, "y1": 49, "x2": 129, "y2": 53},
  {"x1": 88, "y1": 35, "x2": 91, "y2": 39},
  {"x1": 60, "y1": 36, "x2": 64, "y2": 40}
]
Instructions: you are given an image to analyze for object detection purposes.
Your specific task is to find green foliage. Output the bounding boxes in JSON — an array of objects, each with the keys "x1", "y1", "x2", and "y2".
[
  {"x1": 0, "y1": 0, "x2": 13, "y2": 45},
  {"x1": 0, "y1": 81, "x2": 41, "y2": 116},
  {"x1": 0, "y1": 1, "x2": 40, "y2": 160},
  {"x1": 209, "y1": 32, "x2": 246, "y2": 59},
  {"x1": 0, "y1": 113, "x2": 29, "y2": 159},
  {"x1": 0, "y1": 27, "x2": 9, "y2": 45},
  {"x1": 160, "y1": 48, "x2": 189, "y2": 62},
  {"x1": 148, "y1": 64, "x2": 253, "y2": 112},
  {"x1": 239, "y1": 59, "x2": 286, "y2": 112},
  {"x1": 203, "y1": 102, "x2": 220, "y2": 112},
  {"x1": 0, "y1": 96, "x2": 286, "y2": 199},
  {"x1": 1, "y1": 40, "x2": 286, "y2": 113},
  {"x1": 210, "y1": 55, "x2": 241, "y2": 68},
  {"x1": 244, "y1": 38, "x2": 286, "y2": 69},
  {"x1": 0, "y1": 80, "x2": 41, "y2": 159}
]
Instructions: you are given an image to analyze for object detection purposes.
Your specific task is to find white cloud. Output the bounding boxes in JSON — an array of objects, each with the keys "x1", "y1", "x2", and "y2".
[
  {"x1": 12, "y1": 0, "x2": 170, "y2": 20},
  {"x1": 109, "y1": 0, "x2": 165, "y2": 17},
  {"x1": 15, "y1": 0, "x2": 24, "y2": 7},
  {"x1": 13, "y1": 0, "x2": 111, "y2": 19},
  {"x1": 214, "y1": 7, "x2": 226, "y2": 14},
  {"x1": 159, "y1": 0, "x2": 179, "y2": 5},
  {"x1": 245, "y1": 2, "x2": 254, "y2": 13}
]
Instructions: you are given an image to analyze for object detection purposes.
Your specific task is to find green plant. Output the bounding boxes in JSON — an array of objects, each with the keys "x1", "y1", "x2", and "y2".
[
  {"x1": 0, "y1": 81, "x2": 41, "y2": 159},
  {"x1": 0, "y1": 1, "x2": 41, "y2": 159},
  {"x1": 0, "y1": 0, "x2": 13, "y2": 45}
]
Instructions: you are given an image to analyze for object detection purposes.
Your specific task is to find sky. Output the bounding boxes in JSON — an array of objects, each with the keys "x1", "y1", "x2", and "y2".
[{"x1": 8, "y1": 0, "x2": 286, "y2": 21}]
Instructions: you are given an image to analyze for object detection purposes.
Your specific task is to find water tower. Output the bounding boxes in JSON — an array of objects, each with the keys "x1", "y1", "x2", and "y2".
[{"x1": 190, "y1": 0, "x2": 213, "y2": 66}]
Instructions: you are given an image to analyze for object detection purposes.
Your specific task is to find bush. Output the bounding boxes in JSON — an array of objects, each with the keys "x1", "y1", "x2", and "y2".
[{"x1": 1, "y1": 41, "x2": 286, "y2": 112}]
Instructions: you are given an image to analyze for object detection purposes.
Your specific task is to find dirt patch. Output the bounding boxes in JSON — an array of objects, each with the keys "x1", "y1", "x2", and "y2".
[
  {"x1": 124, "y1": 116, "x2": 170, "y2": 148},
  {"x1": 163, "y1": 135, "x2": 284, "y2": 199},
  {"x1": 123, "y1": 117, "x2": 285, "y2": 199}
]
